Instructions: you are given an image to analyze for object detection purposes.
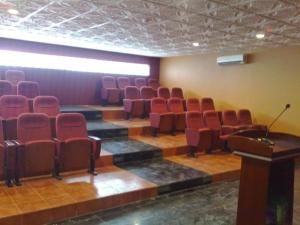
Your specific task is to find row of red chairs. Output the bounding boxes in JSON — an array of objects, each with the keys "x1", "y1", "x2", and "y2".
[
  {"x1": 185, "y1": 111, "x2": 267, "y2": 156},
  {"x1": 0, "y1": 113, "x2": 101, "y2": 187}
]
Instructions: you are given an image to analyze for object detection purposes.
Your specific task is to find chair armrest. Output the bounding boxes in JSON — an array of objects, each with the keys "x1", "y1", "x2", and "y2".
[
  {"x1": 89, "y1": 136, "x2": 101, "y2": 159},
  {"x1": 4, "y1": 140, "x2": 17, "y2": 148},
  {"x1": 221, "y1": 125, "x2": 236, "y2": 135}
]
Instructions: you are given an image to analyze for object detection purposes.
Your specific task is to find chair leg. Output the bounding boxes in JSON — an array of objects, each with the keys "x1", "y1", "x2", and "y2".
[
  {"x1": 223, "y1": 141, "x2": 230, "y2": 153},
  {"x1": 188, "y1": 147, "x2": 197, "y2": 157},
  {"x1": 88, "y1": 156, "x2": 97, "y2": 176},
  {"x1": 52, "y1": 161, "x2": 63, "y2": 180},
  {"x1": 205, "y1": 149, "x2": 212, "y2": 154},
  {"x1": 14, "y1": 146, "x2": 21, "y2": 186},
  {"x1": 152, "y1": 128, "x2": 157, "y2": 137}
]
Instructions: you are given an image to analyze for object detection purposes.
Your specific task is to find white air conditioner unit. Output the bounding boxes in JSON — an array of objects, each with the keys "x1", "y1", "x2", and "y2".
[{"x1": 217, "y1": 54, "x2": 247, "y2": 65}]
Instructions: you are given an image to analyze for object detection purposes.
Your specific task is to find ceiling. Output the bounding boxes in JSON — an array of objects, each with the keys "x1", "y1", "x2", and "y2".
[{"x1": 0, "y1": 0, "x2": 299, "y2": 57}]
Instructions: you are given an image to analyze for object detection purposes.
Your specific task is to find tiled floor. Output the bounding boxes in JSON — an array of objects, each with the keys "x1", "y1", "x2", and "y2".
[{"x1": 53, "y1": 168, "x2": 300, "y2": 225}]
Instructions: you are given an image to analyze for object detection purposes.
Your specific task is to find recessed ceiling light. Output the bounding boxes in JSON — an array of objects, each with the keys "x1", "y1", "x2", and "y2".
[
  {"x1": 256, "y1": 33, "x2": 265, "y2": 39},
  {"x1": 192, "y1": 42, "x2": 199, "y2": 47},
  {"x1": 7, "y1": 9, "x2": 19, "y2": 15}
]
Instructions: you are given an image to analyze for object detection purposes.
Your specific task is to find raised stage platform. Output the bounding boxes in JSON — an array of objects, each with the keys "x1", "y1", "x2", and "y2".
[{"x1": 0, "y1": 105, "x2": 241, "y2": 225}]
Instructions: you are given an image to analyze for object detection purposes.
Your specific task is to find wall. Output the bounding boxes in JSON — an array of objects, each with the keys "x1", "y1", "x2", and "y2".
[
  {"x1": 0, "y1": 38, "x2": 160, "y2": 105},
  {"x1": 160, "y1": 46, "x2": 300, "y2": 136}
]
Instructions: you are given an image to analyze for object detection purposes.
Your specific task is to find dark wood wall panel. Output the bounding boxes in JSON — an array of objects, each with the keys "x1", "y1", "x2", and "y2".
[{"x1": 0, "y1": 38, "x2": 160, "y2": 105}]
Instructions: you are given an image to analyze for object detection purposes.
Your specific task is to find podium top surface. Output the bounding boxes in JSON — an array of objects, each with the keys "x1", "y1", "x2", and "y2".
[{"x1": 228, "y1": 130, "x2": 300, "y2": 161}]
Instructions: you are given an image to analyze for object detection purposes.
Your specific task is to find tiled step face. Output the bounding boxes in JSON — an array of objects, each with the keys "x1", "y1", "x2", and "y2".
[
  {"x1": 117, "y1": 158, "x2": 212, "y2": 194},
  {"x1": 60, "y1": 105, "x2": 102, "y2": 120},
  {"x1": 102, "y1": 137, "x2": 162, "y2": 164},
  {"x1": 87, "y1": 121, "x2": 128, "y2": 139}
]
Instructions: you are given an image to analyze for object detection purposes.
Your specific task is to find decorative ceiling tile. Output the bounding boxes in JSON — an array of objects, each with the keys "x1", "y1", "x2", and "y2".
[{"x1": 0, "y1": 0, "x2": 298, "y2": 56}]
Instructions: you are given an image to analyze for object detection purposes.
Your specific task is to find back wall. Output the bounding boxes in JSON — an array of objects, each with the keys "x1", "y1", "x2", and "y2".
[{"x1": 160, "y1": 46, "x2": 300, "y2": 136}]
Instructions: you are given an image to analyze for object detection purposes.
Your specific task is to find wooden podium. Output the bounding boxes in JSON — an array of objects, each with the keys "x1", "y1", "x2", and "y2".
[{"x1": 228, "y1": 130, "x2": 300, "y2": 225}]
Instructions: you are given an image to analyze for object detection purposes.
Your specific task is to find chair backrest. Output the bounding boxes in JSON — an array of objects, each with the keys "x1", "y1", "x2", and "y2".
[
  {"x1": 5, "y1": 70, "x2": 25, "y2": 85},
  {"x1": 0, "y1": 80, "x2": 13, "y2": 96},
  {"x1": 0, "y1": 95, "x2": 29, "y2": 119},
  {"x1": 117, "y1": 77, "x2": 130, "y2": 89},
  {"x1": 151, "y1": 97, "x2": 168, "y2": 114},
  {"x1": 148, "y1": 78, "x2": 160, "y2": 89},
  {"x1": 157, "y1": 87, "x2": 170, "y2": 100},
  {"x1": 124, "y1": 86, "x2": 140, "y2": 99},
  {"x1": 238, "y1": 109, "x2": 253, "y2": 125},
  {"x1": 140, "y1": 86, "x2": 155, "y2": 99},
  {"x1": 17, "y1": 81, "x2": 40, "y2": 98},
  {"x1": 56, "y1": 113, "x2": 88, "y2": 141},
  {"x1": 102, "y1": 76, "x2": 117, "y2": 89},
  {"x1": 186, "y1": 98, "x2": 201, "y2": 111},
  {"x1": 171, "y1": 87, "x2": 184, "y2": 99},
  {"x1": 33, "y1": 96, "x2": 60, "y2": 117},
  {"x1": 201, "y1": 97, "x2": 215, "y2": 112},
  {"x1": 186, "y1": 111, "x2": 206, "y2": 130},
  {"x1": 222, "y1": 110, "x2": 239, "y2": 126},
  {"x1": 168, "y1": 97, "x2": 184, "y2": 113},
  {"x1": 17, "y1": 113, "x2": 51, "y2": 143},
  {"x1": 135, "y1": 78, "x2": 146, "y2": 88},
  {"x1": 203, "y1": 111, "x2": 221, "y2": 129}
]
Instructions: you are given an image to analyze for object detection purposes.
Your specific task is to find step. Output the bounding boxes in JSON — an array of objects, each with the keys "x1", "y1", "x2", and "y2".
[
  {"x1": 87, "y1": 120, "x2": 128, "y2": 139},
  {"x1": 102, "y1": 137, "x2": 162, "y2": 164},
  {"x1": 60, "y1": 105, "x2": 102, "y2": 120}
]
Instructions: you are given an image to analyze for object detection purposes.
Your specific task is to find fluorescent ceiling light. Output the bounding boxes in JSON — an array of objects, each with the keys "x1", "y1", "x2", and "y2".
[
  {"x1": 192, "y1": 42, "x2": 200, "y2": 47},
  {"x1": 0, "y1": 50, "x2": 150, "y2": 76},
  {"x1": 7, "y1": 9, "x2": 19, "y2": 15},
  {"x1": 256, "y1": 33, "x2": 265, "y2": 39}
]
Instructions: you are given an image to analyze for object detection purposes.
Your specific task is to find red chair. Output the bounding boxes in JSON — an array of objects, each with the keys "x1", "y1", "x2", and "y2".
[
  {"x1": 148, "y1": 78, "x2": 160, "y2": 91},
  {"x1": 200, "y1": 97, "x2": 215, "y2": 112},
  {"x1": 33, "y1": 96, "x2": 60, "y2": 136},
  {"x1": 55, "y1": 113, "x2": 101, "y2": 175},
  {"x1": 5, "y1": 70, "x2": 25, "y2": 86},
  {"x1": 222, "y1": 110, "x2": 248, "y2": 132},
  {"x1": 117, "y1": 77, "x2": 130, "y2": 99},
  {"x1": 185, "y1": 112, "x2": 212, "y2": 156},
  {"x1": 186, "y1": 98, "x2": 201, "y2": 111},
  {"x1": 5, "y1": 70, "x2": 25, "y2": 94},
  {"x1": 17, "y1": 81, "x2": 40, "y2": 99},
  {"x1": 0, "y1": 80, "x2": 13, "y2": 97},
  {"x1": 140, "y1": 86, "x2": 155, "y2": 117},
  {"x1": 123, "y1": 86, "x2": 144, "y2": 119},
  {"x1": 150, "y1": 98, "x2": 174, "y2": 136},
  {"x1": 171, "y1": 87, "x2": 184, "y2": 99},
  {"x1": 0, "y1": 95, "x2": 29, "y2": 140},
  {"x1": 135, "y1": 78, "x2": 146, "y2": 89},
  {"x1": 157, "y1": 87, "x2": 170, "y2": 100},
  {"x1": 167, "y1": 98, "x2": 186, "y2": 131},
  {"x1": 16, "y1": 113, "x2": 56, "y2": 179},
  {"x1": 237, "y1": 109, "x2": 267, "y2": 131},
  {"x1": 203, "y1": 111, "x2": 231, "y2": 151},
  {"x1": 101, "y1": 76, "x2": 120, "y2": 105}
]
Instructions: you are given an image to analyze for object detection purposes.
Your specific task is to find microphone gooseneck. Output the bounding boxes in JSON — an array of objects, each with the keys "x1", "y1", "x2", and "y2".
[{"x1": 258, "y1": 104, "x2": 291, "y2": 146}]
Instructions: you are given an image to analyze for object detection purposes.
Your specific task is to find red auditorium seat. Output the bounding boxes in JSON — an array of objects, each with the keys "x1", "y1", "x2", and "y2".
[
  {"x1": 117, "y1": 77, "x2": 131, "y2": 99},
  {"x1": 200, "y1": 97, "x2": 215, "y2": 112},
  {"x1": 123, "y1": 86, "x2": 144, "y2": 119},
  {"x1": 135, "y1": 78, "x2": 146, "y2": 89},
  {"x1": 186, "y1": 98, "x2": 201, "y2": 111},
  {"x1": 171, "y1": 87, "x2": 184, "y2": 99},
  {"x1": 237, "y1": 109, "x2": 267, "y2": 131},
  {"x1": 203, "y1": 111, "x2": 231, "y2": 151},
  {"x1": 0, "y1": 80, "x2": 13, "y2": 97},
  {"x1": 5, "y1": 70, "x2": 25, "y2": 94},
  {"x1": 157, "y1": 87, "x2": 170, "y2": 100},
  {"x1": 101, "y1": 76, "x2": 121, "y2": 105},
  {"x1": 150, "y1": 97, "x2": 174, "y2": 137},
  {"x1": 55, "y1": 113, "x2": 100, "y2": 175},
  {"x1": 147, "y1": 78, "x2": 160, "y2": 91},
  {"x1": 17, "y1": 81, "x2": 40, "y2": 99},
  {"x1": 5, "y1": 70, "x2": 25, "y2": 86},
  {"x1": 167, "y1": 98, "x2": 186, "y2": 131},
  {"x1": 140, "y1": 86, "x2": 155, "y2": 117},
  {"x1": 16, "y1": 113, "x2": 56, "y2": 179},
  {"x1": 185, "y1": 111, "x2": 212, "y2": 156},
  {"x1": 222, "y1": 110, "x2": 248, "y2": 132},
  {"x1": 0, "y1": 95, "x2": 29, "y2": 139},
  {"x1": 33, "y1": 96, "x2": 60, "y2": 136}
]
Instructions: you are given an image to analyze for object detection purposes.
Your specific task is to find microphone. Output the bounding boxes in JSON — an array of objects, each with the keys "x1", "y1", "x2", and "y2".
[{"x1": 258, "y1": 104, "x2": 291, "y2": 145}]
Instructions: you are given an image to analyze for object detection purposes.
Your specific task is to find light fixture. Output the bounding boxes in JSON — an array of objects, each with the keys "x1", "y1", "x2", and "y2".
[
  {"x1": 192, "y1": 42, "x2": 199, "y2": 47},
  {"x1": 256, "y1": 33, "x2": 265, "y2": 39},
  {"x1": 7, "y1": 8, "x2": 19, "y2": 15}
]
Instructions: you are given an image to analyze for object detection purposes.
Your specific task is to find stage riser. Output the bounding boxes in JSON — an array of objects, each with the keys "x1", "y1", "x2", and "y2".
[{"x1": 88, "y1": 129, "x2": 128, "y2": 139}]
